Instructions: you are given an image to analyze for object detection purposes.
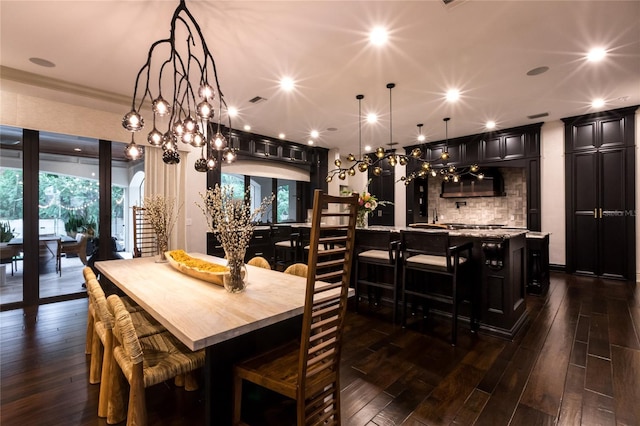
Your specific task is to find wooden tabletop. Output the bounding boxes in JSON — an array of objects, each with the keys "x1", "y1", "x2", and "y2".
[{"x1": 95, "y1": 253, "x2": 338, "y2": 351}]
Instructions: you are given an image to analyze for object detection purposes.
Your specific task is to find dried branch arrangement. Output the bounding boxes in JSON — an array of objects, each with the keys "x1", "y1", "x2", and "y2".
[
  {"x1": 197, "y1": 185, "x2": 273, "y2": 260},
  {"x1": 143, "y1": 195, "x2": 182, "y2": 248}
]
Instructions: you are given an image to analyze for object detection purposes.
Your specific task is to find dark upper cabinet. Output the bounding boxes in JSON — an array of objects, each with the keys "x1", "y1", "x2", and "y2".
[
  {"x1": 482, "y1": 136, "x2": 503, "y2": 161},
  {"x1": 222, "y1": 126, "x2": 320, "y2": 167},
  {"x1": 480, "y1": 132, "x2": 526, "y2": 161},
  {"x1": 252, "y1": 139, "x2": 280, "y2": 158},
  {"x1": 568, "y1": 110, "x2": 629, "y2": 151},
  {"x1": 504, "y1": 134, "x2": 526, "y2": 159}
]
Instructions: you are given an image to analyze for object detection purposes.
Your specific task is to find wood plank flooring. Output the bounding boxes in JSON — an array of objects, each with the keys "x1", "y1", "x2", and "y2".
[{"x1": 1, "y1": 272, "x2": 638, "y2": 425}]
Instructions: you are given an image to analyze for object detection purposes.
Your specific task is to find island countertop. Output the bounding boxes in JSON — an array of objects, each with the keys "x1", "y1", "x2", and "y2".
[{"x1": 362, "y1": 224, "x2": 528, "y2": 239}]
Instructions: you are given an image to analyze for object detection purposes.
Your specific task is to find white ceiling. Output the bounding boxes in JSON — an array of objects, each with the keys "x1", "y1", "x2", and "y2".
[{"x1": 1, "y1": 0, "x2": 639, "y2": 155}]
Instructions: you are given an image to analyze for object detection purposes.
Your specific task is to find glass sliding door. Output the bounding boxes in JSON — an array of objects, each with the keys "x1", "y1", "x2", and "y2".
[
  {"x1": 0, "y1": 125, "x2": 24, "y2": 305},
  {"x1": 38, "y1": 131, "x2": 99, "y2": 299}
]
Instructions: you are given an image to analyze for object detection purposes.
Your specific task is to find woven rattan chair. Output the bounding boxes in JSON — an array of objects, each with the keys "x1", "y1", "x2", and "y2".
[
  {"x1": 233, "y1": 189, "x2": 358, "y2": 425},
  {"x1": 106, "y1": 294, "x2": 206, "y2": 426},
  {"x1": 247, "y1": 256, "x2": 271, "y2": 270},
  {"x1": 83, "y1": 267, "x2": 143, "y2": 357},
  {"x1": 283, "y1": 262, "x2": 308, "y2": 278},
  {"x1": 85, "y1": 278, "x2": 166, "y2": 418}
]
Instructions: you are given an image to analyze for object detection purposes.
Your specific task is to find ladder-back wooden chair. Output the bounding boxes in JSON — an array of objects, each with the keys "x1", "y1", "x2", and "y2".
[
  {"x1": 132, "y1": 206, "x2": 156, "y2": 258},
  {"x1": 233, "y1": 189, "x2": 358, "y2": 425}
]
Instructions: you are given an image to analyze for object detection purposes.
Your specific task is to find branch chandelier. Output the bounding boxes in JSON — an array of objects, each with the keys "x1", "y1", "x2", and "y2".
[
  {"x1": 122, "y1": 0, "x2": 236, "y2": 171},
  {"x1": 326, "y1": 83, "x2": 482, "y2": 185}
]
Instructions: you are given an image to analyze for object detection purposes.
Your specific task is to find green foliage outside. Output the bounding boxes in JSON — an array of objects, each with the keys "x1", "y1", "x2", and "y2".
[{"x1": 0, "y1": 168, "x2": 125, "y2": 235}]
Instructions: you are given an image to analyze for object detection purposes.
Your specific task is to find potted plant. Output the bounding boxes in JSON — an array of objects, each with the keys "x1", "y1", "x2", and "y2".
[
  {"x1": 64, "y1": 215, "x2": 85, "y2": 238},
  {"x1": 0, "y1": 221, "x2": 15, "y2": 243}
]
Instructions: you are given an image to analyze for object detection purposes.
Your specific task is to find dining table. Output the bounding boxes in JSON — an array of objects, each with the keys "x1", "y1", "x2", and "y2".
[{"x1": 95, "y1": 253, "x2": 352, "y2": 425}]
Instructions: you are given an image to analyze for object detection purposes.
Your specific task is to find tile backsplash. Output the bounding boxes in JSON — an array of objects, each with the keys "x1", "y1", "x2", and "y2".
[{"x1": 427, "y1": 167, "x2": 527, "y2": 228}]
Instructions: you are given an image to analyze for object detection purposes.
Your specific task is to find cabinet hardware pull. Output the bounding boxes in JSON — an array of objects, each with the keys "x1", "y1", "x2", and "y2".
[
  {"x1": 599, "y1": 208, "x2": 603, "y2": 219},
  {"x1": 593, "y1": 208, "x2": 597, "y2": 218}
]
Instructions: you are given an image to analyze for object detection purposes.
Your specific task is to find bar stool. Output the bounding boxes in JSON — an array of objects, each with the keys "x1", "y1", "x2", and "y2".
[
  {"x1": 354, "y1": 229, "x2": 401, "y2": 323},
  {"x1": 272, "y1": 225, "x2": 300, "y2": 271},
  {"x1": 400, "y1": 230, "x2": 474, "y2": 346}
]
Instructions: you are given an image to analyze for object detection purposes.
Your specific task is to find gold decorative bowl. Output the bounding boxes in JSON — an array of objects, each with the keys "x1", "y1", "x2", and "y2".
[{"x1": 165, "y1": 250, "x2": 229, "y2": 286}]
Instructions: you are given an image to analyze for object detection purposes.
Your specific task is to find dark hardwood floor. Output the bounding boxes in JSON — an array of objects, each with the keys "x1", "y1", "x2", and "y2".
[{"x1": 1, "y1": 272, "x2": 638, "y2": 425}]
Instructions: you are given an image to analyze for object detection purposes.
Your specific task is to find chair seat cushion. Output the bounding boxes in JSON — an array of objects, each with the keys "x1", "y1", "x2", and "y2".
[
  {"x1": 275, "y1": 240, "x2": 296, "y2": 248},
  {"x1": 113, "y1": 331, "x2": 205, "y2": 388},
  {"x1": 406, "y1": 254, "x2": 467, "y2": 269},
  {"x1": 358, "y1": 249, "x2": 392, "y2": 262}
]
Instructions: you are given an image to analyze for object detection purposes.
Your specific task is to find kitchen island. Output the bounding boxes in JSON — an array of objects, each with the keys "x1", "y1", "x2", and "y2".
[{"x1": 364, "y1": 225, "x2": 528, "y2": 340}]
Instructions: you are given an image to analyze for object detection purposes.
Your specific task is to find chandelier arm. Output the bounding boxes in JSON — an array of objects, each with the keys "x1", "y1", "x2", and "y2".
[
  {"x1": 131, "y1": 37, "x2": 172, "y2": 111},
  {"x1": 178, "y1": 0, "x2": 226, "y2": 99}
]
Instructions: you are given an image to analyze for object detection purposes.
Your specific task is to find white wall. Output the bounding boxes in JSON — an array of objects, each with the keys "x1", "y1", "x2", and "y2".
[{"x1": 540, "y1": 121, "x2": 566, "y2": 267}]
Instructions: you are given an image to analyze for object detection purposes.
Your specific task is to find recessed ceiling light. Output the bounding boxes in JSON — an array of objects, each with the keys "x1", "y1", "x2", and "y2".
[
  {"x1": 227, "y1": 107, "x2": 238, "y2": 117},
  {"x1": 526, "y1": 66, "x2": 549, "y2": 76},
  {"x1": 587, "y1": 47, "x2": 606, "y2": 62},
  {"x1": 29, "y1": 57, "x2": 56, "y2": 68},
  {"x1": 369, "y1": 27, "x2": 388, "y2": 46},
  {"x1": 591, "y1": 98, "x2": 605, "y2": 108},
  {"x1": 310, "y1": 130, "x2": 319, "y2": 138},
  {"x1": 243, "y1": 125, "x2": 251, "y2": 131},
  {"x1": 366, "y1": 113, "x2": 377, "y2": 123},
  {"x1": 486, "y1": 121, "x2": 496, "y2": 129},
  {"x1": 446, "y1": 89, "x2": 460, "y2": 102},
  {"x1": 307, "y1": 140, "x2": 314, "y2": 145},
  {"x1": 280, "y1": 77, "x2": 295, "y2": 91},
  {"x1": 278, "y1": 133, "x2": 286, "y2": 139}
]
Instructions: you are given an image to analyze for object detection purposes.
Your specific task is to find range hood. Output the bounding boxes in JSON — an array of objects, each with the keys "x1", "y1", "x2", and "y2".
[{"x1": 440, "y1": 168, "x2": 505, "y2": 198}]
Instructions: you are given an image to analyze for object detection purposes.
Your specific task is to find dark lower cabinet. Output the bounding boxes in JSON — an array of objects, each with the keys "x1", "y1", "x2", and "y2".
[{"x1": 207, "y1": 227, "x2": 273, "y2": 262}]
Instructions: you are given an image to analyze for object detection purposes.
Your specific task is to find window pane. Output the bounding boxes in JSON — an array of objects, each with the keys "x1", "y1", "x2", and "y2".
[
  {"x1": 221, "y1": 173, "x2": 245, "y2": 199},
  {"x1": 113, "y1": 142, "x2": 144, "y2": 257},
  {"x1": 249, "y1": 176, "x2": 272, "y2": 223},
  {"x1": 277, "y1": 179, "x2": 297, "y2": 223}
]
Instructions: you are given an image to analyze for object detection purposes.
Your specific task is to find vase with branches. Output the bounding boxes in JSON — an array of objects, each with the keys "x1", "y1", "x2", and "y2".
[
  {"x1": 143, "y1": 195, "x2": 182, "y2": 262},
  {"x1": 197, "y1": 185, "x2": 273, "y2": 292}
]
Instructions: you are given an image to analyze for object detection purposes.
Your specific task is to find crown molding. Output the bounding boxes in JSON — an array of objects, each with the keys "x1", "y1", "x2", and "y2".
[{"x1": 0, "y1": 65, "x2": 130, "y2": 107}]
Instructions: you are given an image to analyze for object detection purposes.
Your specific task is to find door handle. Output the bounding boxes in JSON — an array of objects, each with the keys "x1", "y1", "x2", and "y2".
[
  {"x1": 599, "y1": 208, "x2": 603, "y2": 219},
  {"x1": 594, "y1": 208, "x2": 597, "y2": 218}
]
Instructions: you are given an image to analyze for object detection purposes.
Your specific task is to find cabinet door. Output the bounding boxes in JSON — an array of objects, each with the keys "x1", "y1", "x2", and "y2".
[
  {"x1": 571, "y1": 121, "x2": 597, "y2": 151},
  {"x1": 571, "y1": 152, "x2": 598, "y2": 275},
  {"x1": 598, "y1": 148, "x2": 628, "y2": 278},
  {"x1": 503, "y1": 134, "x2": 525, "y2": 159},
  {"x1": 599, "y1": 116, "x2": 626, "y2": 149},
  {"x1": 368, "y1": 165, "x2": 395, "y2": 226},
  {"x1": 482, "y1": 136, "x2": 502, "y2": 161}
]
